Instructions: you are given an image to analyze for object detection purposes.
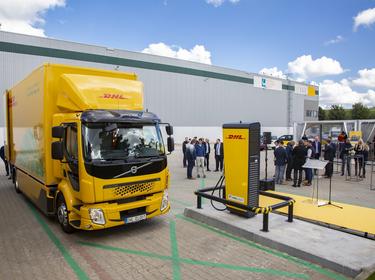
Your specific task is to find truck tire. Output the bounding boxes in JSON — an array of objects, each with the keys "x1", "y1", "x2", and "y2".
[
  {"x1": 13, "y1": 169, "x2": 21, "y2": 194},
  {"x1": 56, "y1": 194, "x2": 75, "y2": 234}
]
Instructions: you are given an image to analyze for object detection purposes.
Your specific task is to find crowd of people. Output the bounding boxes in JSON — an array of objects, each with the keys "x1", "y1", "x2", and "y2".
[
  {"x1": 273, "y1": 132, "x2": 370, "y2": 187},
  {"x1": 181, "y1": 131, "x2": 370, "y2": 186},
  {"x1": 182, "y1": 137, "x2": 223, "y2": 180}
]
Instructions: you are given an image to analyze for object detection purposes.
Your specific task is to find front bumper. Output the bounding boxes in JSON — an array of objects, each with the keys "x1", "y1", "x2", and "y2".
[{"x1": 73, "y1": 191, "x2": 170, "y2": 230}]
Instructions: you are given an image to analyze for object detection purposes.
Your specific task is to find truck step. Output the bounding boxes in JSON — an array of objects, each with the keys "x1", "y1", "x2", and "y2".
[{"x1": 70, "y1": 220, "x2": 81, "y2": 228}]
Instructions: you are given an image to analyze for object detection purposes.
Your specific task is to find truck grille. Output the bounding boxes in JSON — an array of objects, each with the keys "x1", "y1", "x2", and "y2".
[{"x1": 113, "y1": 182, "x2": 154, "y2": 197}]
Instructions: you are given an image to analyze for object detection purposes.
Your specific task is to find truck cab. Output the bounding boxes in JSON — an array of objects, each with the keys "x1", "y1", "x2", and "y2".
[{"x1": 52, "y1": 110, "x2": 173, "y2": 232}]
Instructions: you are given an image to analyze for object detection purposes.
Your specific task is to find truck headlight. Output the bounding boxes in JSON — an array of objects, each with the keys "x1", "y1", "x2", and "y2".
[
  {"x1": 160, "y1": 190, "x2": 169, "y2": 211},
  {"x1": 89, "y1": 208, "x2": 105, "y2": 225}
]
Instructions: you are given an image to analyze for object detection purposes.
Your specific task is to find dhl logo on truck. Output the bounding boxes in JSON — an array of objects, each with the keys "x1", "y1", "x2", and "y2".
[
  {"x1": 226, "y1": 135, "x2": 245, "y2": 140},
  {"x1": 99, "y1": 94, "x2": 128, "y2": 99}
]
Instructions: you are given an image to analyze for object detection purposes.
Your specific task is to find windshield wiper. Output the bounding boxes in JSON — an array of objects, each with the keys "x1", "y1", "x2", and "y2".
[{"x1": 92, "y1": 158, "x2": 127, "y2": 164}]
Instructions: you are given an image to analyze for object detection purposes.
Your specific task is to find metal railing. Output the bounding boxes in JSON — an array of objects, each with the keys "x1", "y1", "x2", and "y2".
[{"x1": 194, "y1": 186, "x2": 295, "y2": 232}]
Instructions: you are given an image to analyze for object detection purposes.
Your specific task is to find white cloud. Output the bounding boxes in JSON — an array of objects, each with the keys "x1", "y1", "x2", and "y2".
[
  {"x1": 259, "y1": 67, "x2": 286, "y2": 79},
  {"x1": 353, "y1": 7, "x2": 375, "y2": 31},
  {"x1": 206, "y1": 0, "x2": 239, "y2": 7},
  {"x1": 319, "y1": 79, "x2": 375, "y2": 108},
  {"x1": 287, "y1": 55, "x2": 344, "y2": 80},
  {"x1": 352, "y1": 68, "x2": 375, "y2": 88},
  {"x1": 324, "y1": 35, "x2": 344, "y2": 46},
  {"x1": 142, "y1": 42, "x2": 212, "y2": 64},
  {"x1": 0, "y1": 0, "x2": 65, "y2": 37}
]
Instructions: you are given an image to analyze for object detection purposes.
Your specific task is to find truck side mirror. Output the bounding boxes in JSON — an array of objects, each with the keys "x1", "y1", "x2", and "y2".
[
  {"x1": 167, "y1": 137, "x2": 174, "y2": 153},
  {"x1": 52, "y1": 126, "x2": 64, "y2": 138},
  {"x1": 52, "y1": 141, "x2": 64, "y2": 160},
  {"x1": 166, "y1": 125, "x2": 173, "y2": 136}
]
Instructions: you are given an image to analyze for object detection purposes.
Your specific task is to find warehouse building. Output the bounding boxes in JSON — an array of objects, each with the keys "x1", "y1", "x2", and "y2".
[{"x1": 0, "y1": 30, "x2": 319, "y2": 143}]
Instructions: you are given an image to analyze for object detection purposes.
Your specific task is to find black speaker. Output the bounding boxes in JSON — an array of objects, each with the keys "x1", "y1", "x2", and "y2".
[
  {"x1": 263, "y1": 132, "x2": 272, "y2": 145},
  {"x1": 259, "y1": 178, "x2": 275, "y2": 191}
]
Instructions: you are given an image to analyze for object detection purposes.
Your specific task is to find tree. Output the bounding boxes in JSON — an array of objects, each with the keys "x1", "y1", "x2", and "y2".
[
  {"x1": 369, "y1": 108, "x2": 375, "y2": 119},
  {"x1": 351, "y1": 102, "x2": 370, "y2": 119},
  {"x1": 328, "y1": 105, "x2": 346, "y2": 120},
  {"x1": 318, "y1": 106, "x2": 326, "y2": 120}
]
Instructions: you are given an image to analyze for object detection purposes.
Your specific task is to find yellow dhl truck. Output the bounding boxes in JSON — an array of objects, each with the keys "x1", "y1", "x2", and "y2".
[{"x1": 5, "y1": 64, "x2": 174, "y2": 233}]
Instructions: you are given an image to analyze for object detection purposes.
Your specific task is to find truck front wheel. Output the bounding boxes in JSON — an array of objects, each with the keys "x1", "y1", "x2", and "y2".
[{"x1": 56, "y1": 195, "x2": 75, "y2": 234}]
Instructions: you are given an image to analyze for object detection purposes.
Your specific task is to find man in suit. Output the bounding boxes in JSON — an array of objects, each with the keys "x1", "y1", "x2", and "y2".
[
  {"x1": 182, "y1": 137, "x2": 189, "y2": 168},
  {"x1": 186, "y1": 139, "x2": 196, "y2": 179},
  {"x1": 324, "y1": 139, "x2": 335, "y2": 178},
  {"x1": 214, "y1": 139, "x2": 224, "y2": 172},
  {"x1": 313, "y1": 136, "x2": 321, "y2": 159},
  {"x1": 285, "y1": 141, "x2": 295, "y2": 181},
  {"x1": 204, "y1": 138, "x2": 211, "y2": 171},
  {"x1": 292, "y1": 140, "x2": 307, "y2": 187}
]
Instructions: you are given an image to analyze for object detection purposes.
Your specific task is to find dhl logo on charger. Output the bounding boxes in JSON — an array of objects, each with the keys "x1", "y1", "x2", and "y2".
[
  {"x1": 226, "y1": 134, "x2": 246, "y2": 140},
  {"x1": 99, "y1": 94, "x2": 129, "y2": 99}
]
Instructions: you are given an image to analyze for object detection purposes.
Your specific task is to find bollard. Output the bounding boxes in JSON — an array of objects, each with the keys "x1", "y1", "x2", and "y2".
[
  {"x1": 262, "y1": 213, "x2": 269, "y2": 232},
  {"x1": 287, "y1": 204, "x2": 293, "y2": 222},
  {"x1": 197, "y1": 195, "x2": 202, "y2": 209}
]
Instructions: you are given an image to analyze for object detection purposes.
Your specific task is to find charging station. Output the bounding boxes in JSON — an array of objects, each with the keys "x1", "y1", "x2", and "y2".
[{"x1": 223, "y1": 122, "x2": 260, "y2": 217}]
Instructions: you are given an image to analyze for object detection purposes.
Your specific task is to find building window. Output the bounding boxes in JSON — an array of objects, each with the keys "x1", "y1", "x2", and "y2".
[
  {"x1": 306, "y1": 110, "x2": 318, "y2": 118},
  {"x1": 282, "y1": 84, "x2": 295, "y2": 91}
]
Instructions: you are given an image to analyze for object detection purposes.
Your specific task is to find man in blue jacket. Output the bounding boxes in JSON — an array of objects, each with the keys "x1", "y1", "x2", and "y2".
[
  {"x1": 195, "y1": 138, "x2": 206, "y2": 178},
  {"x1": 274, "y1": 141, "x2": 288, "y2": 185}
]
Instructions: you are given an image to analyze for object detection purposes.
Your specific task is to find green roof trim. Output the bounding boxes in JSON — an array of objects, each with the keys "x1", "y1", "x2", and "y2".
[{"x1": 0, "y1": 41, "x2": 254, "y2": 84}]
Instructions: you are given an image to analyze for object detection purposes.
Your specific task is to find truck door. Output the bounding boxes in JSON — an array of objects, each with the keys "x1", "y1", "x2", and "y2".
[{"x1": 64, "y1": 123, "x2": 79, "y2": 192}]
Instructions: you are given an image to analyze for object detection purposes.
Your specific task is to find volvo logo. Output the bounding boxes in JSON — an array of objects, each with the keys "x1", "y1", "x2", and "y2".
[
  {"x1": 113, "y1": 162, "x2": 153, "y2": 178},
  {"x1": 130, "y1": 166, "x2": 138, "y2": 174}
]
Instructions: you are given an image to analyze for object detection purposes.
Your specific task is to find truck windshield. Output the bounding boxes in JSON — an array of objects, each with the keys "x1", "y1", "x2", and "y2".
[{"x1": 82, "y1": 123, "x2": 165, "y2": 161}]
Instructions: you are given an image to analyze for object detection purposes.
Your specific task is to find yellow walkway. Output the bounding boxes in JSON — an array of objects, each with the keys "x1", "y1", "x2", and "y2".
[{"x1": 260, "y1": 191, "x2": 375, "y2": 235}]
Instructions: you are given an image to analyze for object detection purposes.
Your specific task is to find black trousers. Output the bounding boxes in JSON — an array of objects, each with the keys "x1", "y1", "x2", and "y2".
[
  {"x1": 205, "y1": 154, "x2": 210, "y2": 170},
  {"x1": 341, "y1": 155, "x2": 351, "y2": 176},
  {"x1": 187, "y1": 160, "x2": 194, "y2": 178},
  {"x1": 286, "y1": 158, "x2": 293, "y2": 179},
  {"x1": 363, "y1": 161, "x2": 367, "y2": 177},
  {"x1": 325, "y1": 161, "x2": 333, "y2": 177},
  {"x1": 183, "y1": 152, "x2": 187, "y2": 167},
  {"x1": 293, "y1": 168, "x2": 303, "y2": 186},
  {"x1": 215, "y1": 155, "x2": 223, "y2": 171},
  {"x1": 354, "y1": 158, "x2": 364, "y2": 176}
]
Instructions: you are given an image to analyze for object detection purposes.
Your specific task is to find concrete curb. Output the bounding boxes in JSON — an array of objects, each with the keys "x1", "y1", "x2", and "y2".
[
  {"x1": 184, "y1": 207, "x2": 375, "y2": 278},
  {"x1": 354, "y1": 264, "x2": 375, "y2": 280}
]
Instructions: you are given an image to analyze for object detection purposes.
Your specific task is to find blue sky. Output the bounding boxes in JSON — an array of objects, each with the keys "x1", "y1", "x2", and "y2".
[{"x1": 1, "y1": 0, "x2": 375, "y2": 107}]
